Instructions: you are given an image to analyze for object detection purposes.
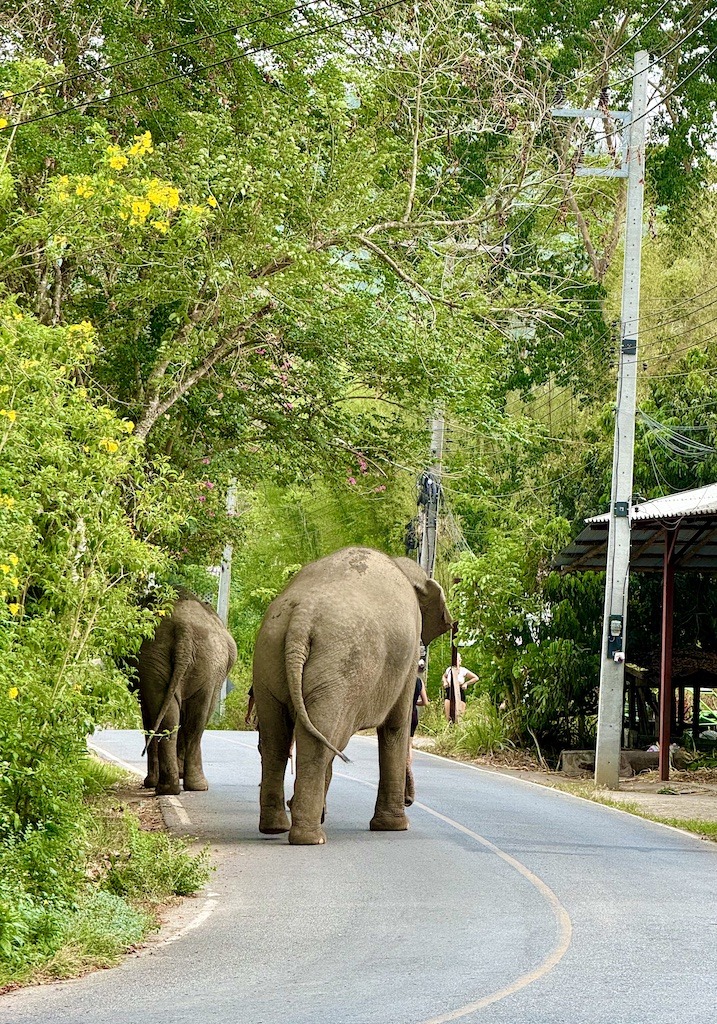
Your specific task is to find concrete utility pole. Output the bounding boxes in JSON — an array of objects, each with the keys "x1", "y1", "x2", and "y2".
[
  {"x1": 418, "y1": 412, "x2": 444, "y2": 579},
  {"x1": 594, "y1": 51, "x2": 649, "y2": 788},
  {"x1": 552, "y1": 52, "x2": 648, "y2": 788},
  {"x1": 217, "y1": 482, "x2": 237, "y2": 711}
]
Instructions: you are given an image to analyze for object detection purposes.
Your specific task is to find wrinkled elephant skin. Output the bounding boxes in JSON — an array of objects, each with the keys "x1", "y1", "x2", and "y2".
[
  {"x1": 253, "y1": 547, "x2": 453, "y2": 844},
  {"x1": 138, "y1": 593, "x2": 237, "y2": 796}
]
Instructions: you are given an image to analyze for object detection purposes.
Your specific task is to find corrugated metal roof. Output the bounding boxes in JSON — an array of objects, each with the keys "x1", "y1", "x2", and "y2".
[
  {"x1": 586, "y1": 483, "x2": 717, "y2": 525},
  {"x1": 554, "y1": 483, "x2": 717, "y2": 574}
]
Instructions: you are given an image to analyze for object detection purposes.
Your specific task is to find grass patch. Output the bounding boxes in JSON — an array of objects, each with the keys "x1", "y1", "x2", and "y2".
[
  {"x1": 544, "y1": 780, "x2": 717, "y2": 841},
  {"x1": 419, "y1": 696, "x2": 514, "y2": 759},
  {"x1": 0, "y1": 756, "x2": 211, "y2": 989}
]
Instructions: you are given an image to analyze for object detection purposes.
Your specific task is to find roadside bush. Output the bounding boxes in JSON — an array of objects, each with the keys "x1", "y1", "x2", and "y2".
[
  {"x1": 431, "y1": 696, "x2": 514, "y2": 758},
  {"x1": 105, "y1": 817, "x2": 211, "y2": 900},
  {"x1": 0, "y1": 761, "x2": 210, "y2": 987}
]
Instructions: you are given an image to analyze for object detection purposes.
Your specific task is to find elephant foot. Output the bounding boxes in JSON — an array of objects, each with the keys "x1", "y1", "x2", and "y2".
[
  {"x1": 370, "y1": 811, "x2": 409, "y2": 832},
  {"x1": 156, "y1": 780, "x2": 181, "y2": 796},
  {"x1": 289, "y1": 824, "x2": 326, "y2": 845},
  {"x1": 259, "y1": 809, "x2": 290, "y2": 835},
  {"x1": 183, "y1": 774, "x2": 209, "y2": 792},
  {"x1": 143, "y1": 775, "x2": 158, "y2": 790}
]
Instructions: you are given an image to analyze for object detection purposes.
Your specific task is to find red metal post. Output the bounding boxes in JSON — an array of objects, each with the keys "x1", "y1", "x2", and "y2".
[{"x1": 658, "y1": 529, "x2": 677, "y2": 781}]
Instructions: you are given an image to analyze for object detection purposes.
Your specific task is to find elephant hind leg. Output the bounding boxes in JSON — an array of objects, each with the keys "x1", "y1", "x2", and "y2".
[
  {"x1": 288, "y1": 725, "x2": 338, "y2": 845},
  {"x1": 370, "y1": 707, "x2": 411, "y2": 832},
  {"x1": 256, "y1": 694, "x2": 293, "y2": 835}
]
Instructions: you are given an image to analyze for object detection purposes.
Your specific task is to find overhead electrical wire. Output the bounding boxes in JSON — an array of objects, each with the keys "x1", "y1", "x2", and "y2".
[
  {"x1": 614, "y1": 8, "x2": 716, "y2": 87},
  {"x1": 553, "y1": 0, "x2": 687, "y2": 87},
  {"x1": 586, "y1": 39, "x2": 717, "y2": 145},
  {"x1": 0, "y1": 0, "x2": 408, "y2": 132},
  {"x1": 4, "y1": 0, "x2": 346, "y2": 101}
]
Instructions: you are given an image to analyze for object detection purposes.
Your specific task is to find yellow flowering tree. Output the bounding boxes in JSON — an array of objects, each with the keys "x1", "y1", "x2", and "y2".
[{"x1": 0, "y1": 304, "x2": 188, "y2": 846}]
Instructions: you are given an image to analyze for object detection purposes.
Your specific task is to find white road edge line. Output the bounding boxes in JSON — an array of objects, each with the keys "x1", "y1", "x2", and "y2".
[
  {"x1": 153, "y1": 894, "x2": 220, "y2": 950},
  {"x1": 87, "y1": 740, "x2": 144, "y2": 777},
  {"x1": 333, "y1": 767, "x2": 572, "y2": 1023},
  {"x1": 164, "y1": 795, "x2": 192, "y2": 826},
  {"x1": 400, "y1": 739, "x2": 717, "y2": 847},
  {"x1": 87, "y1": 740, "x2": 218, "y2": 950}
]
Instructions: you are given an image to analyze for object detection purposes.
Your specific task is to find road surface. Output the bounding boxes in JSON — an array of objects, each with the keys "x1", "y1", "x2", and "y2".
[{"x1": 4, "y1": 730, "x2": 717, "y2": 1024}]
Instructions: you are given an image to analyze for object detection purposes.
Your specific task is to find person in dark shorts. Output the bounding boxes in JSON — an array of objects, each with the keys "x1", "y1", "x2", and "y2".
[{"x1": 411, "y1": 658, "x2": 429, "y2": 739}]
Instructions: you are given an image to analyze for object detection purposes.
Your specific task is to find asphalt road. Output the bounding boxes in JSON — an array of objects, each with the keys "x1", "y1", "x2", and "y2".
[{"x1": 4, "y1": 730, "x2": 717, "y2": 1024}]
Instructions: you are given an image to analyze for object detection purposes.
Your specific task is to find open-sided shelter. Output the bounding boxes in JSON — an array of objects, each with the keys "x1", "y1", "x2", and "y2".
[{"x1": 555, "y1": 483, "x2": 717, "y2": 780}]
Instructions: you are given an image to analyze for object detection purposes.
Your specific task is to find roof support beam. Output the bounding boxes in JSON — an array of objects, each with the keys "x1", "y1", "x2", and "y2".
[{"x1": 659, "y1": 528, "x2": 678, "y2": 782}]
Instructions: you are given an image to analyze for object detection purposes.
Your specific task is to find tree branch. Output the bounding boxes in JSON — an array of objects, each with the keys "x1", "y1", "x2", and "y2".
[
  {"x1": 134, "y1": 302, "x2": 275, "y2": 440},
  {"x1": 354, "y1": 234, "x2": 461, "y2": 310}
]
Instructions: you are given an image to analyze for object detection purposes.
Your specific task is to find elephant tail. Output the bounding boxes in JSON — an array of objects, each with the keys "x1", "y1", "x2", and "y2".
[
  {"x1": 142, "y1": 628, "x2": 194, "y2": 756},
  {"x1": 284, "y1": 616, "x2": 350, "y2": 764}
]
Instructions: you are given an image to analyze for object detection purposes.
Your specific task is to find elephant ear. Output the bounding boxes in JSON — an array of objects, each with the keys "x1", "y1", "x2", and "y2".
[{"x1": 392, "y1": 557, "x2": 454, "y2": 646}]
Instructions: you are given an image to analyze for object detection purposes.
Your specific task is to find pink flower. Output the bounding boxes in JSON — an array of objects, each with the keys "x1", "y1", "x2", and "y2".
[
  {"x1": 202, "y1": 457, "x2": 210, "y2": 465},
  {"x1": 347, "y1": 476, "x2": 356, "y2": 486},
  {"x1": 374, "y1": 485, "x2": 386, "y2": 492},
  {"x1": 205, "y1": 481, "x2": 215, "y2": 489},
  {"x1": 198, "y1": 495, "x2": 206, "y2": 502},
  {"x1": 358, "y1": 457, "x2": 368, "y2": 474}
]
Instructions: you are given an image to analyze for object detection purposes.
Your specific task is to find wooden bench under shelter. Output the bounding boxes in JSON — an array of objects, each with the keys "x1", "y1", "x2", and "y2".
[{"x1": 624, "y1": 651, "x2": 717, "y2": 746}]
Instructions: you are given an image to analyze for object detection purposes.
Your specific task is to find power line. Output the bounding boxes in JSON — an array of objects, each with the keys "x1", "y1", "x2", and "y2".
[
  {"x1": 4, "y1": 1, "x2": 341, "y2": 101},
  {"x1": 0, "y1": 0, "x2": 408, "y2": 133},
  {"x1": 609, "y1": 6, "x2": 717, "y2": 90},
  {"x1": 554, "y1": 0, "x2": 684, "y2": 88},
  {"x1": 586, "y1": 40, "x2": 717, "y2": 145}
]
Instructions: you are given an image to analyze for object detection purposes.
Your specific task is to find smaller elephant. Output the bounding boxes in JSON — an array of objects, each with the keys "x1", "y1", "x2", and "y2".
[{"x1": 138, "y1": 591, "x2": 237, "y2": 795}]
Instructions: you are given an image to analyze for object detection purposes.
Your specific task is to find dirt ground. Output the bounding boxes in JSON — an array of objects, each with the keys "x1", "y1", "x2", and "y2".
[
  {"x1": 413, "y1": 738, "x2": 717, "y2": 825},
  {"x1": 112, "y1": 779, "x2": 166, "y2": 831}
]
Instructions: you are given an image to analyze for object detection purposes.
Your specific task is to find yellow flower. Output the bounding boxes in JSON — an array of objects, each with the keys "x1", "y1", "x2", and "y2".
[
  {"x1": 0, "y1": 118, "x2": 8, "y2": 130},
  {"x1": 206, "y1": 195, "x2": 218, "y2": 208},
  {"x1": 106, "y1": 144, "x2": 128, "y2": 170},
  {"x1": 151, "y1": 219, "x2": 170, "y2": 235},
  {"x1": 118, "y1": 211, "x2": 128, "y2": 221},
  {"x1": 12, "y1": 313, "x2": 23, "y2": 321},
  {"x1": 67, "y1": 320, "x2": 95, "y2": 336},
  {"x1": 75, "y1": 181, "x2": 95, "y2": 199},
  {"x1": 98, "y1": 438, "x2": 119, "y2": 453},
  {"x1": 8, "y1": 554, "x2": 18, "y2": 566},
  {"x1": 7, "y1": 686, "x2": 18, "y2": 699},
  {"x1": 0, "y1": 409, "x2": 16, "y2": 422},
  {"x1": 9, "y1": 576, "x2": 19, "y2": 588},
  {"x1": 128, "y1": 131, "x2": 153, "y2": 158},
  {"x1": 8, "y1": 604, "x2": 20, "y2": 616},
  {"x1": 0, "y1": 497, "x2": 15, "y2": 508},
  {"x1": 0, "y1": 564, "x2": 9, "y2": 574},
  {"x1": 122, "y1": 420, "x2": 135, "y2": 433},
  {"x1": 131, "y1": 198, "x2": 151, "y2": 223},
  {"x1": 146, "y1": 179, "x2": 180, "y2": 209}
]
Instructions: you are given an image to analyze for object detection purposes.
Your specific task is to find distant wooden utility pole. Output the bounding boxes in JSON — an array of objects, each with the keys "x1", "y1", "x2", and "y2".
[
  {"x1": 217, "y1": 481, "x2": 236, "y2": 712},
  {"x1": 419, "y1": 412, "x2": 444, "y2": 579}
]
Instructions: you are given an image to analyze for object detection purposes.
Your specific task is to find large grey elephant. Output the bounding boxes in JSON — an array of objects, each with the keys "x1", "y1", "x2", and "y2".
[
  {"x1": 253, "y1": 547, "x2": 453, "y2": 845},
  {"x1": 138, "y1": 591, "x2": 237, "y2": 795}
]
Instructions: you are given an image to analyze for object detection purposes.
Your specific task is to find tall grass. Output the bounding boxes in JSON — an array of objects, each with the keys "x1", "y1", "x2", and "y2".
[
  {"x1": 0, "y1": 758, "x2": 210, "y2": 988},
  {"x1": 418, "y1": 695, "x2": 513, "y2": 758}
]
